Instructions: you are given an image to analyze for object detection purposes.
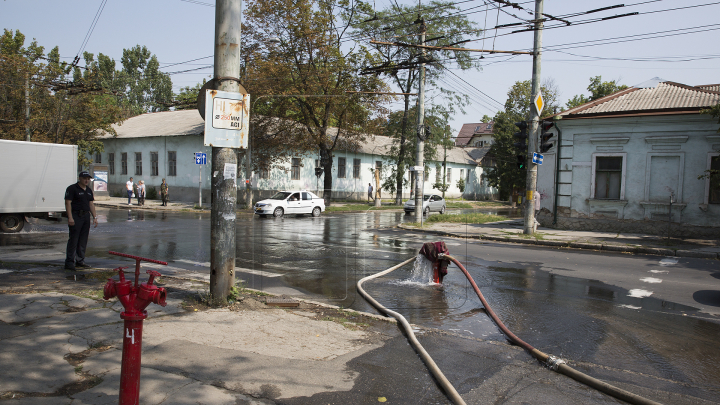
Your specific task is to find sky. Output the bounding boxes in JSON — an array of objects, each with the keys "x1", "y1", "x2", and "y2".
[{"x1": 2, "y1": 0, "x2": 719, "y2": 136}]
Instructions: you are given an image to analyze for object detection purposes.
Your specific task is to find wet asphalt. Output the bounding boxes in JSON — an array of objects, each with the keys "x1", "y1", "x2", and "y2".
[{"x1": 2, "y1": 208, "x2": 720, "y2": 403}]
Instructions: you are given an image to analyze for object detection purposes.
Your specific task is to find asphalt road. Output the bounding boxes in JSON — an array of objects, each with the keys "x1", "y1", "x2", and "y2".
[{"x1": 2, "y1": 208, "x2": 720, "y2": 403}]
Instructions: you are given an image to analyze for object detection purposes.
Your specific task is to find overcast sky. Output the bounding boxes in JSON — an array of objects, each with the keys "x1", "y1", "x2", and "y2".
[{"x1": 2, "y1": 0, "x2": 719, "y2": 135}]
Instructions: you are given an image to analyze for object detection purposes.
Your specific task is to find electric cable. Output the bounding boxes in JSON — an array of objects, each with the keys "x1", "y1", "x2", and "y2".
[{"x1": 73, "y1": 0, "x2": 108, "y2": 67}]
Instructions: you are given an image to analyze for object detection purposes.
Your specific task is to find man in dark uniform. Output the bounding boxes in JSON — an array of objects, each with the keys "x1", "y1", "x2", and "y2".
[{"x1": 64, "y1": 171, "x2": 98, "y2": 270}]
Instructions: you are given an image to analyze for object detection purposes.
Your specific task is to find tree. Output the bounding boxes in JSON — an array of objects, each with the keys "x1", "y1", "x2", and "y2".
[
  {"x1": 174, "y1": 79, "x2": 207, "y2": 110},
  {"x1": 456, "y1": 178, "x2": 465, "y2": 199},
  {"x1": 118, "y1": 45, "x2": 173, "y2": 116},
  {"x1": 244, "y1": 0, "x2": 390, "y2": 205},
  {"x1": 566, "y1": 76, "x2": 628, "y2": 109},
  {"x1": 0, "y1": 30, "x2": 123, "y2": 166},
  {"x1": 353, "y1": 1, "x2": 481, "y2": 205},
  {"x1": 484, "y1": 80, "x2": 559, "y2": 199}
]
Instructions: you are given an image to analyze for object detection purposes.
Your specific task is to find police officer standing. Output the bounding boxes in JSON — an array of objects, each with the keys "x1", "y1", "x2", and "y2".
[{"x1": 64, "y1": 171, "x2": 98, "y2": 270}]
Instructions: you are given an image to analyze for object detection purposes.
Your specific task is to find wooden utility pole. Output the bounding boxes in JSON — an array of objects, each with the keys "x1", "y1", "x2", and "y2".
[
  {"x1": 414, "y1": 17, "x2": 427, "y2": 224},
  {"x1": 524, "y1": 0, "x2": 544, "y2": 235},
  {"x1": 210, "y1": 0, "x2": 241, "y2": 304}
]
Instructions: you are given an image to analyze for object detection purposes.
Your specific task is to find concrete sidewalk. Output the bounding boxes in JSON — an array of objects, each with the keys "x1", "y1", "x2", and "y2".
[
  {"x1": 94, "y1": 197, "x2": 206, "y2": 212},
  {"x1": 402, "y1": 219, "x2": 720, "y2": 260}
]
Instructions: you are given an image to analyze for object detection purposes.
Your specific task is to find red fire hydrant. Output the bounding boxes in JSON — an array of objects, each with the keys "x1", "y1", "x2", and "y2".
[
  {"x1": 419, "y1": 241, "x2": 450, "y2": 284},
  {"x1": 103, "y1": 251, "x2": 168, "y2": 405}
]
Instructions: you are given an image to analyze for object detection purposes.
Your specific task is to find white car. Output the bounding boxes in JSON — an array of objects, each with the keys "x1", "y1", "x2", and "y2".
[
  {"x1": 404, "y1": 194, "x2": 446, "y2": 216},
  {"x1": 254, "y1": 191, "x2": 325, "y2": 218}
]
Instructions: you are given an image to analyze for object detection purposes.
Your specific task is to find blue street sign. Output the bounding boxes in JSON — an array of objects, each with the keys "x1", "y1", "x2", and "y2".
[
  {"x1": 532, "y1": 152, "x2": 543, "y2": 165},
  {"x1": 195, "y1": 152, "x2": 207, "y2": 165}
]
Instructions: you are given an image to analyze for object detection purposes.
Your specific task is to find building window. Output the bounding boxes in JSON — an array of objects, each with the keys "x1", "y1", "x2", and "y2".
[
  {"x1": 467, "y1": 168, "x2": 471, "y2": 182},
  {"x1": 709, "y1": 155, "x2": 720, "y2": 204},
  {"x1": 460, "y1": 169, "x2": 465, "y2": 182},
  {"x1": 108, "y1": 153, "x2": 115, "y2": 175},
  {"x1": 375, "y1": 161, "x2": 382, "y2": 173},
  {"x1": 291, "y1": 158, "x2": 300, "y2": 180},
  {"x1": 168, "y1": 151, "x2": 177, "y2": 176},
  {"x1": 592, "y1": 155, "x2": 625, "y2": 200},
  {"x1": 259, "y1": 166, "x2": 269, "y2": 179},
  {"x1": 446, "y1": 167, "x2": 452, "y2": 183},
  {"x1": 150, "y1": 152, "x2": 159, "y2": 176},
  {"x1": 94, "y1": 152, "x2": 101, "y2": 163},
  {"x1": 134, "y1": 152, "x2": 142, "y2": 175},
  {"x1": 353, "y1": 159, "x2": 361, "y2": 179},
  {"x1": 337, "y1": 157, "x2": 346, "y2": 178},
  {"x1": 121, "y1": 153, "x2": 128, "y2": 175},
  {"x1": 435, "y1": 164, "x2": 441, "y2": 183}
]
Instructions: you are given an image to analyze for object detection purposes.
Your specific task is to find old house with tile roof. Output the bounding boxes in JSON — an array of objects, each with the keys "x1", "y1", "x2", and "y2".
[
  {"x1": 537, "y1": 79, "x2": 720, "y2": 237},
  {"x1": 96, "y1": 110, "x2": 498, "y2": 202}
]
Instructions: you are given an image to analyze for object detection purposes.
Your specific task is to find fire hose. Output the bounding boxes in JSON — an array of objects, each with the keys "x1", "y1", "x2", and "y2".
[{"x1": 358, "y1": 253, "x2": 663, "y2": 405}]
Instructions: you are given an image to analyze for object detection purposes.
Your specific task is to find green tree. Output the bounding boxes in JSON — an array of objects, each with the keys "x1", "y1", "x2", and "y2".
[
  {"x1": 118, "y1": 45, "x2": 173, "y2": 116},
  {"x1": 353, "y1": 1, "x2": 481, "y2": 204},
  {"x1": 244, "y1": 0, "x2": 390, "y2": 205},
  {"x1": 174, "y1": 79, "x2": 207, "y2": 110},
  {"x1": 566, "y1": 76, "x2": 628, "y2": 109},
  {"x1": 484, "y1": 80, "x2": 559, "y2": 199}
]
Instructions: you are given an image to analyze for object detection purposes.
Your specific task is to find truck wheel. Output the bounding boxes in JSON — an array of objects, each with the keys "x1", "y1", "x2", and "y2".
[
  {"x1": 273, "y1": 207, "x2": 284, "y2": 218},
  {"x1": 1, "y1": 214, "x2": 25, "y2": 233}
]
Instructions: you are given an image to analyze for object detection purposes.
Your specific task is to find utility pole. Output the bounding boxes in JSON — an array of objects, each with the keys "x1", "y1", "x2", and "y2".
[
  {"x1": 414, "y1": 17, "x2": 427, "y2": 224},
  {"x1": 244, "y1": 134, "x2": 252, "y2": 209},
  {"x1": 210, "y1": 0, "x2": 241, "y2": 305},
  {"x1": 25, "y1": 74, "x2": 30, "y2": 142},
  {"x1": 523, "y1": 0, "x2": 544, "y2": 235}
]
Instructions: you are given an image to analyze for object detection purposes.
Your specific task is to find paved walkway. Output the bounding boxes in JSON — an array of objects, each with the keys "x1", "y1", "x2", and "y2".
[{"x1": 402, "y1": 219, "x2": 720, "y2": 260}]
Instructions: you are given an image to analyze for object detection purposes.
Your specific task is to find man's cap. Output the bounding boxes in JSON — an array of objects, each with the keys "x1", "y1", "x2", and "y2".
[{"x1": 79, "y1": 171, "x2": 92, "y2": 178}]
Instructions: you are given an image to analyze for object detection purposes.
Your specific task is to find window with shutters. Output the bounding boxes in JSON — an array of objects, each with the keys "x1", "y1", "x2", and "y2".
[
  {"x1": 592, "y1": 155, "x2": 625, "y2": 200},
  {"x1": 338, "y1": 157, "x2": 346, "y2": 178},
  {"x1": 121, "y1": 153, "x2": 128, "y2": 175}
]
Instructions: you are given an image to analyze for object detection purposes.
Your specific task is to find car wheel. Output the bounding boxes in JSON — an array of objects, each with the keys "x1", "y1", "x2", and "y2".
[
  {"x1": 439, "y1": 206, "x2": 445, "y2": 214},
  {"x1": 423, "y1": 207, "x2": 430, "y2": 216},
  {"x1": 0, "y1": 214, "x2": 25, "y2": 233},
  {"x1": 311, "y1": 207, "x2": 321, "y2": 217},
  {"x1": 273, "y1": 207, "x2": 284, "y2": 218}
]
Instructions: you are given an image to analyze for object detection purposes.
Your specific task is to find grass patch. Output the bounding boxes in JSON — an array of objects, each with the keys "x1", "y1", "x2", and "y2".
[
  {"x1": 83, "y1": 270, "x2": 117, "y2": 281},
  {"x1": 424, "y1": 213, "x2": 508, "y2": 224},
  {"x1": 325, "y1": 204, "x2": 401, "y2": 212},
  {"x1": 446, "y1": 202, "x2": 473, "y2": 209}
]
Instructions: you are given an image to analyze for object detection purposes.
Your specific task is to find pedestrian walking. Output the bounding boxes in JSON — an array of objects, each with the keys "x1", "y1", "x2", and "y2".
[
  {"x1": 160, "y1": 178, "x2": 169, "y2": 206},
  {"x1": 368, "y1": 183, "x2": 373, "y2": 202},
  {"x1": 126, "y1": 177, "x2": 134, "y2": 205},
  {"x1": 137, "y1": 180, "x2": 146, "y2": 206},
  {"x1": 64, "y1": 171, "x2": 98, "y2": 271}
]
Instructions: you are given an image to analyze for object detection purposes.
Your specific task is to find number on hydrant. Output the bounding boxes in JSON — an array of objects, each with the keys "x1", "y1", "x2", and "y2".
[{"x1": 126, "y1": 328, "x2": 135, "y2": 344}]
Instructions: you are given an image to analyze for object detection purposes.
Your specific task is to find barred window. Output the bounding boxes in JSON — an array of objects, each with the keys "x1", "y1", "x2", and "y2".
[
  {"x1": 338, "y1": 157, "x2": 346, "y2": 178},
  {"x1": 168, "y1": 151, "x2": 177, "y2": 176},
  {"x1": 291, "y1": 158, "x2": 300, "y2": 180},
  {"x1": 710, "y1": 155, "x2": 719, "y2": 204},
  {"x1": 108, "y1": 153, "x2": 115, "y2": 175},
  {"x1": 121, "y1": 153, "x2": 128, "y2": 175},
  {"x1": 151, "y1": 152, "x2": 159, "y2": 176},
  {"x1": 353, "y1": 158, "x2": 361, "y2": 179},
  {"x1": 134, "y1": 152, "x2": 142, "y2": 175},
  {"x1": 94, "y1": 152, "x2": 101, "y2": 163}
]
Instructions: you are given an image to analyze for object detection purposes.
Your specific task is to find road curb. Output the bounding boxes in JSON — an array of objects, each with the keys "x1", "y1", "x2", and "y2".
[{"x1": 398, "y1": 225, "x2": 718, "y2": 260}]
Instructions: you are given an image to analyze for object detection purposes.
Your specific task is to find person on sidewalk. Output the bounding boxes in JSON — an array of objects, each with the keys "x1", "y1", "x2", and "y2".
[
  {"x1": 368, "y1": 183, "x2": 373, "y2": 202},
  {"x1": 126, "y1": 177, "x2": 134, "y2": 205},
  {"x1": 64, "y1": 171, "x2": 98, "y2": 271},
  {"x1": 160, "y1": 178, "x2": 169, "y2": 206},
  {"x1": 137, "y1": 180, "x2": 146, "y2": 206},
  {"x1": 533, "y1": 191, "x2": 541, "y2": 232}
]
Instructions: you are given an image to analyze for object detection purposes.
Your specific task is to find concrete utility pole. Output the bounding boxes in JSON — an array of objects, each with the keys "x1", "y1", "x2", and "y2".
[
  {"x1": 414, "y1": 17, "x2": 427, "y2": 224},
  {"x1": 25, "y1": 74, "x2": 30, "y2": 142},
  {"x1": 210, "y1": 0, "x2": 241, "y2": 304},
  {"x1": 523, "y1": 0, "x2": 543, "y2": 235}
]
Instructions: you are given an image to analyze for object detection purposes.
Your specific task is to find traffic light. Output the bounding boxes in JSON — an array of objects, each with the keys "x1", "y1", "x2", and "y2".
[
  {"x1": 540, "y1": 120, "x2": 555, "y2": 153},
  {"x1": 514, "y1": 121, "x2": 528, "y2": 169}
]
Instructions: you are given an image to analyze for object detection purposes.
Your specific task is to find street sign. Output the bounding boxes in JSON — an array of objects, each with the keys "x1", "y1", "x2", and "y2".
[
  {"x1": 533, "y1": 91, "x2": 544, "y2": 115},
  {"x1": 409, "y1": 166, "x2": 423, "y2": 172},
  {"x1": 195, "y1": 152, "x2": 207, "y2": 165},
  {"x1": 532, "y1": 152, "x2": 543, "y2": 165},
  {"x1": 203, "y1": 89, "x2": 250, "y2": 148}
]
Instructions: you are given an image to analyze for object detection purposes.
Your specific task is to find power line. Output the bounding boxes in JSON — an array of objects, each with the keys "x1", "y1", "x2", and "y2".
[{"x1": 73, "y1": 0, "x2": 108, "y2": 67}]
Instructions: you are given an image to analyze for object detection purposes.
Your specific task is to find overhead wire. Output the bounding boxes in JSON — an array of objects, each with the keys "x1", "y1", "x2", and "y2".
[{"x1": 73, "y1": 0, "x2": 108, "y2": 67}]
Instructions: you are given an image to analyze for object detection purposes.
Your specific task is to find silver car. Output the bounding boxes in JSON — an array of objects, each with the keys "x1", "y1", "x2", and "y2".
[{"x1": 404, "y1": 194, "x2": 446, "y2": 216}]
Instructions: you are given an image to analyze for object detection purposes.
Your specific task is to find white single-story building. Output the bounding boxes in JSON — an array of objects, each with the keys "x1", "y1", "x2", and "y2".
[
  {"x1": 96, "y1": 110, "x2": 497, "y2": 203},
  {"x1": 537, "y1": 79, "x2": 720, "y2": 237}
]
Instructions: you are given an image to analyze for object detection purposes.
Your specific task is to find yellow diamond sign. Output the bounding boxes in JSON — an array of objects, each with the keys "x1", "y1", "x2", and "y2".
[{"x1": 534, "y1": 91, "x2": 544, "y2": 114}]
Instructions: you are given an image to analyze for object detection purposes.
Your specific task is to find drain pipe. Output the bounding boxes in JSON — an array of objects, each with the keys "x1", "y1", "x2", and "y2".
[
  {"x1": 440, "y1": 253, "x2": 663, "y2": 405},
  {"x1": 552, "y1": 122, "x2": 562, "y2": 226},
  {"x1": 357, "y1": 257, "x2": 467, "y2": 405}
]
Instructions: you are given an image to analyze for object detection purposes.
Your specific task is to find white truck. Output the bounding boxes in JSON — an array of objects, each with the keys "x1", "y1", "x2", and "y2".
[{"x1": 0, "y1": 139, "x2": 77, "y2": 233}]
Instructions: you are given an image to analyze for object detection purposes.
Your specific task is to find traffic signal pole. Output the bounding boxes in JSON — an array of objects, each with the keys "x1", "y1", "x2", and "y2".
[
  {"x1": 524, "y1": 0, "x2": 544, "y2": 235},
  {"x1": 210, "y1": 0, "x2": 240, "y2": 304}
]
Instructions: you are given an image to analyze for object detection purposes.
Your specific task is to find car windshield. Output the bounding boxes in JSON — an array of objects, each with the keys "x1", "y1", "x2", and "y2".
[{"x1": 270, "y1": 192, "x2": 292, "y2": 200}]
